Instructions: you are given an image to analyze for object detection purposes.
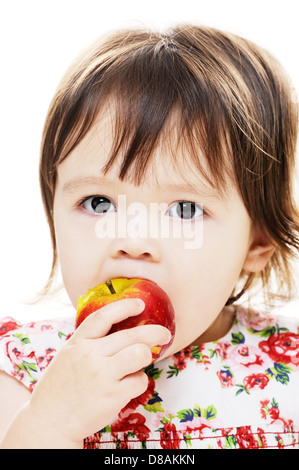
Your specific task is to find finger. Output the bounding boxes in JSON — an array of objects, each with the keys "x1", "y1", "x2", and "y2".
[
  {"x1": 99, "y1": 324, "x2": 172, "y2": 357},
  {"x1": 109, "y1": 342, "x2": 153, "y2": 378},
  {"x1": 74, "y1": 298, "x2": 145, "y2": 339},
  {"x1": 119, "y1": 370, "x2": 149, "y2": 401}
]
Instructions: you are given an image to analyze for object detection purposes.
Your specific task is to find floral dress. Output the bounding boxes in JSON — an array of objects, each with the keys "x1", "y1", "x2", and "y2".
[{"x1": 0, "y1": 306, "x2": 299, "y2": 449}]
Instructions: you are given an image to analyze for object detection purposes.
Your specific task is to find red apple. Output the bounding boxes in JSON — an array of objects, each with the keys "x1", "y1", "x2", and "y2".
[{"x1": 76, "y1": 278, "x2": 175, "y2": 362}]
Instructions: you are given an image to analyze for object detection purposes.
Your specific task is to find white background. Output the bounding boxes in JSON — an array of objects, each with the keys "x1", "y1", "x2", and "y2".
[{"x1": 0, "y1": 0, "x2": 298, "y2": 322}]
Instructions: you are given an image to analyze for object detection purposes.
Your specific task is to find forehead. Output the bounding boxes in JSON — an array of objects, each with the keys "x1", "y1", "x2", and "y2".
[{"x1": 57, "y1": 102, "x2": 234, "y2": 198}]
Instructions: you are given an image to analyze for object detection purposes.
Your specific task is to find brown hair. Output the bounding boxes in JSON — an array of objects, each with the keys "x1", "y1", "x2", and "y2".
[{"x1": 39, "y1": 24, "x2": 299, "y2": 305}]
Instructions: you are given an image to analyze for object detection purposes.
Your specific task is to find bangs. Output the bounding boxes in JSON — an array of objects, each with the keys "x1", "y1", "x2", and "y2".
[
  {"x1": 54, "y1": 29, "x2": 234, "y2": 194},
  {"x1": 102, "y1": 94, "x2": 233, "y2": 194}
]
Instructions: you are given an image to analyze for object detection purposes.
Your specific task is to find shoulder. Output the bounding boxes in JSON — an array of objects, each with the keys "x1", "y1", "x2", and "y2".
[
  {"x1": 0, "y1": 316, "x2": 74, "y2": 391},
  {"x1": 229, "y1": 306, "x2": 299, "y2": 367},
  {"x1": 217, "y1": 306, "x2": 299, "y2": 406},
  {"x1": 234, "y1": 305, "x2": 299, "y2": 334}
]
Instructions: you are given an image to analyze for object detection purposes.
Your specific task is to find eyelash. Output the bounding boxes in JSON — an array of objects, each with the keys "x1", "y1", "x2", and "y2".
[{"x1": 77, "y1": 195, "x2": 206, "y2": 220}]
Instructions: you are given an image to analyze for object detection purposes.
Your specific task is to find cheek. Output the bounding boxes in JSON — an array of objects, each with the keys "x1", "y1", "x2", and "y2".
[
  {"x1": 172, "y1": 219, "x2": 249, "y2": 291},
  {"x1": 53, "y1": 209, "x2": 107, "y2": 307},
  {"x1": 166, "y1": 219, "x2": 251, "y2": 341}
]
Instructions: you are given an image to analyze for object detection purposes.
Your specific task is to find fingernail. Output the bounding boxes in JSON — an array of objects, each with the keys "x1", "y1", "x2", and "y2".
[
  {"x1": 164, "y1": 329, "x2": 172, "y2": 343},
  {"x1": 135, "y1": 299, "x2": 145, "y2": 311},
  {"x1": 158, "y1": 328, "x2": 172, "y2": 344}
]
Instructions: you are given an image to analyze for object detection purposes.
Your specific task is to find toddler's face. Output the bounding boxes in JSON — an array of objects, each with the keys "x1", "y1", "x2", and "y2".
[{"x1": 53, "y1": 113, "x2": 266, "y2": 355}]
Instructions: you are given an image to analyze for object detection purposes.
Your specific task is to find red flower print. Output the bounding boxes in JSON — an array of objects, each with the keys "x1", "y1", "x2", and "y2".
[
  {"x1": 28, "y1": 381, "x2": 37, "y2": 392},
  {"x1": 122, "y1": 375, "x2": 155, "y2": 412},
  {"x1": 0, "y1": 318, "x2": 21, "y2": 336},
  {"x1": 84, "y1": 432, "x2": 101, "y2": 449},
  {"x1": 111, "y1": 412, "x2": 150, "y2": 442},
  {"x1": 5, "y1": 341, "x2": 23, "y2": 364},
  {"x1": 269, "y1": 406, "x2": 280, "y2": 420},
  {"x1": 243, "y1": 373, "x2": 269, "y2": 390},
  {"x1": 259, "y1": 332, "x2": 299, "y2": 366},
  {"x1": 173, "y1": 347, "x2": 192, "y2": 371},
  {"x1": 214, "y1": 341, "x2": 231, "y2": 360},
  {"x1": 36, "y1": 347, "x2": 56, "y2": 370},
  {"x1": 260, "y1": 397, "x2": 283, "y2": 424},
  {"x1": 160, "y1": 422, "x2": 181, "y2": 449},
  {"x1": 276, "y1": 434, "x2": 284, "y2": 449},
  {"x1": 217, "y1": 368, "x2": 234, "y2": 388},
  {"x1": 256, "y1": 427, "x2": 267, "y2": 448},
  {"x1": 235, "y1": 426, "x2": 259, "y2": 449}
]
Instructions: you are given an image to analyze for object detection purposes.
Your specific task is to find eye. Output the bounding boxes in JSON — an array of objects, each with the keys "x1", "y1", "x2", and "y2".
[
  {"x1": 168, "y1": 201, "x2": 203, "y2": 220},
  {"x1": 81, "y1": 196, "x2": 116, "y2": 214}
]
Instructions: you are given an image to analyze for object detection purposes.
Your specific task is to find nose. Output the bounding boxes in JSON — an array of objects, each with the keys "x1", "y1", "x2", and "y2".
[{"x1": 110, "y1": 237, "x2": 161, "y2": 262}]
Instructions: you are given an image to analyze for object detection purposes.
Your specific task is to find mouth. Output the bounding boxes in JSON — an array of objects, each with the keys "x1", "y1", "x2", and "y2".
[
  {"x1": 103, "y1": 274, "x2": 157, "y2": 286},
  {"x1": 96, "y1": 267, "x2": 171, "y2": 300},
  {"x1": 99, "y1": 274, "x2": 172, "y2": 300}
]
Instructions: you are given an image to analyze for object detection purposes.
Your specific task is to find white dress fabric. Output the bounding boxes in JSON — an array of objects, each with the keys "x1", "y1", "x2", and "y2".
[{"x1": 0, "y1": 306, "x2": 299, "y2": 449}]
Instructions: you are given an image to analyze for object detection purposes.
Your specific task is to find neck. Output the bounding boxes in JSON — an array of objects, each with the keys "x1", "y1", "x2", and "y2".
[{"x1": 193, "y1": 306, "x2": 236, "y2": 344}]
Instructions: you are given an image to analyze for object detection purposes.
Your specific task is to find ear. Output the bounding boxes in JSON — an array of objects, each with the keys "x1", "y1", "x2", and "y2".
[{"x1": 243, "y1": 228, "x2": 276, "y2": 273}]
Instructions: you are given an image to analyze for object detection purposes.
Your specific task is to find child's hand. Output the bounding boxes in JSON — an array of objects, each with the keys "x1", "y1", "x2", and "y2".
[{"x1": 28, "y1": 298, "x2": 171, "y2": 447}]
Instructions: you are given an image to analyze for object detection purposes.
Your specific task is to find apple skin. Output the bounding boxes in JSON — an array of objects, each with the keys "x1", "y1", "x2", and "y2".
[{"x1": 76, "y1": 278, "x2": 175, "y2": 362}]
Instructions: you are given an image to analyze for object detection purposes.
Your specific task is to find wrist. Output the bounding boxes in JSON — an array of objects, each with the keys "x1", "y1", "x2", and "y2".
[{"x1": 1, "y1": 401, "x2": 83, "y2": 449}]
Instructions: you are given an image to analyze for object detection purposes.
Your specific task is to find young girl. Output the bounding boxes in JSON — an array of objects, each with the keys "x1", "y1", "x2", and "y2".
[{"x1": 0, "y1": 24, "x2": 298, "y2": 449}]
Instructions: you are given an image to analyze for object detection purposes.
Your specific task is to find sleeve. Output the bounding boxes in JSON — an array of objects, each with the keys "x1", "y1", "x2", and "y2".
[{"x1": 0, "y1": 316, "x2": 74, "y2": 392}]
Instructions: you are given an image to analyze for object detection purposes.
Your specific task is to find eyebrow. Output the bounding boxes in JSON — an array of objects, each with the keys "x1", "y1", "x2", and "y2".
[
  {"x1": 157, "y1": 182, "x2": 223, "y2": 198},
  {"x1": 62, "y1": 175, "x2": 223, "y2": 199},
  {"x1": 63, "y1": 176, "x2": 116, "y2": 193}
]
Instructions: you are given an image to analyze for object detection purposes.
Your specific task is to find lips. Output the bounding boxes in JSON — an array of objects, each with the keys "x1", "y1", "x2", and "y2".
[{"x1": 103, "y1": 273, "x2": 162, "y2": 292}]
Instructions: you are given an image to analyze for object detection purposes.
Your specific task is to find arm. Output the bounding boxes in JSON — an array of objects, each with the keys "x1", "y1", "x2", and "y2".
[
  {"x1": 0, "y1": 299, "x2": 171, "y2": 448},
  {"x1": 0, "y1": 387, "x2": 80, "y2": 449},
  {"x1": 0, "y1": 372, "x2": 31, "y2": 444}
]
